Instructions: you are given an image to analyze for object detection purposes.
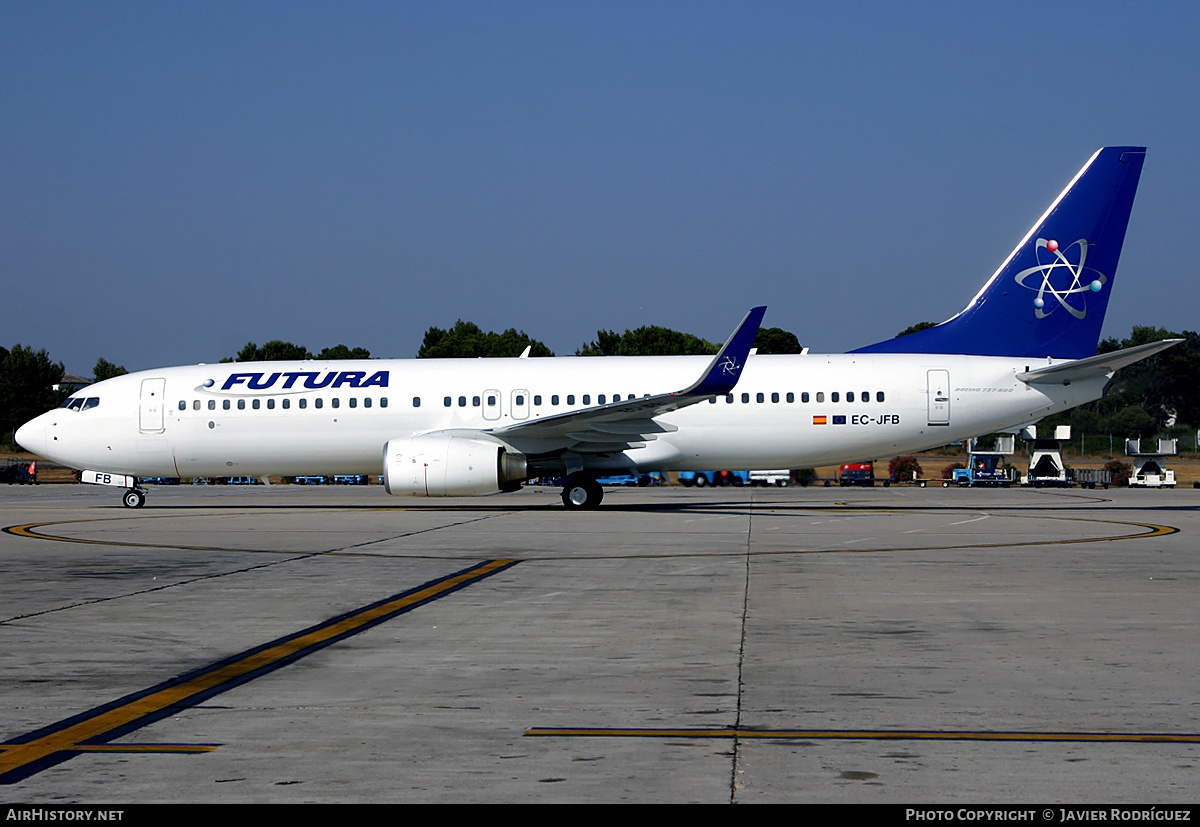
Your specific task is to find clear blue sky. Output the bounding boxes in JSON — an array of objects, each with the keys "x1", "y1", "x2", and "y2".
[{"x1": 3, "y1": 0, "x2": 1198, "y2": 375}]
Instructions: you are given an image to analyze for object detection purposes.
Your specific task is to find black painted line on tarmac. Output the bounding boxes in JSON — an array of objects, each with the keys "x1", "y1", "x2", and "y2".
[
  {"x1": 525, "y1": 726, "x2": 1200, "y2": 744},
  {"x1": 0, "y1": 558, "x2": 520, "y2": 784},
  {"x1": 2, "y1": 513, "x2": 1180, "y2": 562}
]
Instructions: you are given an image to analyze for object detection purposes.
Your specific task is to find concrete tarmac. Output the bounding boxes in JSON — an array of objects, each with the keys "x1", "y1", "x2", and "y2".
[{"x1": 1, "y1": 482, "x2": 1197, "y2": 803}]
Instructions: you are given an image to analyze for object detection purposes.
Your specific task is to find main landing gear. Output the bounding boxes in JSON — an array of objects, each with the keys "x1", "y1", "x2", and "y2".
[{"x1": 561, "y1": 475, "x2": 603, "y2": 510}]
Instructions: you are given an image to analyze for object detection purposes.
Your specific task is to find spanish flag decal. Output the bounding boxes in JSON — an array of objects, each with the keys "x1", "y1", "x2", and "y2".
[{"x1": 812, "y1": 415, "x2": 827, "y2": 425}]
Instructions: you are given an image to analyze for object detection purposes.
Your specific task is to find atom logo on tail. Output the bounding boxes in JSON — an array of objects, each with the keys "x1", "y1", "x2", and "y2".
[{"x1": 1013, "y1": 238, "x2": 1107, "y2": 320}]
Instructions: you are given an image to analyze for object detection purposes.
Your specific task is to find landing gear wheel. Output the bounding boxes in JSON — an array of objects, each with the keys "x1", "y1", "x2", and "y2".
[
  {"x1": 561, "y1": 476, "x2": 603, "y2": 510},
  {"x1": 122, "y1": 488, "x2": 146, "y2": 509}
]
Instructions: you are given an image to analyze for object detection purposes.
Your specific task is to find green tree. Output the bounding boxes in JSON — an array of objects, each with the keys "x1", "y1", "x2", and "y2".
[
  {"x1": 418, "y1": 321, "x2": 553, "y2": 358},
  {"x1": 316, "y1": 344, "x2": 371, "y2": 360},
  {"x1": 896, "y1": 321, "x2": 938, "y2": 337},
  {"x1": 1, "y1": 345, "x2": 66, "y2": 444},
  {"x1": 1045, "y1": 326, "x2": 1200, "y2": 437},
  {"x1": 752, "y1": 327, "x2": 804, "y2": 354},
  {"x1": 577, "y1": 325, "x2": 716, "y2": 356},
  {"x1": 224, "y1": 341, "x2": 313, "y2": 362},
  {"x1": 92, "y1": 357, "x2": 128, "y2": 382}
]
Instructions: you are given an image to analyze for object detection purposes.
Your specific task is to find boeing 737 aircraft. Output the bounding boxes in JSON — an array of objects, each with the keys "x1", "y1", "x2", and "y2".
[{"x1": 16, "y1": 147, "x2": 1177, "y2": 509}]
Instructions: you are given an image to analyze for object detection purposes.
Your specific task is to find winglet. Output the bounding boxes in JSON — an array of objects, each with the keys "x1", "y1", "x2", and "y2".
[{"x1": 683, "y1": 306, "x2": 767, "y2": 397}]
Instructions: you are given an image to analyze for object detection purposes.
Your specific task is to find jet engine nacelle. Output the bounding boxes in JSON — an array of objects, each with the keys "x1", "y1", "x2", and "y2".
[{"x1": 382, "y1": 432, "x2": 527, "y2": 497}]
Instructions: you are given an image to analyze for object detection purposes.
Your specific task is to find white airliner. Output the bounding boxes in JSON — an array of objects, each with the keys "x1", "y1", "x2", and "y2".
[{"x1": 16, "y1": 147, "x2": 1177, "y2": 509}]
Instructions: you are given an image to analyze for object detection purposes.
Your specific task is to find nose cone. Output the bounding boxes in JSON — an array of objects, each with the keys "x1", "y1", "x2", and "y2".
[{"x1": 14, "y1": 417, "x2": 46, "y2": 456}]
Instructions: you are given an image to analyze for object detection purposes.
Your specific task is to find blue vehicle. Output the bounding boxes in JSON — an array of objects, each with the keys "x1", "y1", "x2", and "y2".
[
  {"x1": 593, "y1": 472, "x2": 663, "y2": 487},
  {"x1": 333, "y1": 474, "x2": 369, "y2": 485},
  {"x1": 678, "y1": 470, "x2": 749, "y2": 487},
  {"x1": 949, "y1": 456, "x2": 1015, "y2": 487}
]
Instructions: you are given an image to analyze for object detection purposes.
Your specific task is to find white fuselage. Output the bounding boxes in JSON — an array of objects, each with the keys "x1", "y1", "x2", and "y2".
[{"x1": 19, "y1": 352, "x2": 1101, "y2": 480}]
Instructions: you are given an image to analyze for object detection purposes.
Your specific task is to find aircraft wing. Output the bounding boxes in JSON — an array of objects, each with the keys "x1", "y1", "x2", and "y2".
[
  {"x1": 1017, "y1": 338, "x2": 1182, "y2": 386},
  {"x1": 488, "y1": 306, "x2": 766, "y2": 452}
]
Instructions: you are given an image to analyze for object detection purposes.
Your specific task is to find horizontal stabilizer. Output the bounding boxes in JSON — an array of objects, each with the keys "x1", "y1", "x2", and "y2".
[{"x1": 1018, "y1": 339, "x2": 1181, "y2": 386}]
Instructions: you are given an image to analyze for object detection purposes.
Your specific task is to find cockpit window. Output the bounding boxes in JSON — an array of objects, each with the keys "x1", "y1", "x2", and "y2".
[{"x1": 58, "y1": 397, "x2": 99, "y2": 411}]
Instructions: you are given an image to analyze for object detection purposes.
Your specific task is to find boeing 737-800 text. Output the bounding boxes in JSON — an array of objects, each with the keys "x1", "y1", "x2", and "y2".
[{"x1": 16, "y1": 147, "x2": 1176, "y2": 509}]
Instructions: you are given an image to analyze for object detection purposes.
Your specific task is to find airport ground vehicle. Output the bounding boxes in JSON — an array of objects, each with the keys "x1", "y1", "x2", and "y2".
[
  {"x1": 949, "y1": 455, "x2": 1016, "y2": 487},
  {"x1": 1, "y1": 462, "x2": 26, "y2": 484},
  {"x1": 1075, "y1": 468, "x2": 1112, "y2": 489},
  {"x1": 838, "y1": 462, "x2": 875, "y2": 486},
  {"x1": 678, "y1": 470, "x2": 749, "y2": 487},
  {"x1": 594, "y1": 472, "x2": 662, "y2": 486},
  {"x1": 1126, "y1": 439, "x2": 1177, "y2": 488},
  {"x1": 749, "y1": 469, "x2": 790, "y2": 486}
]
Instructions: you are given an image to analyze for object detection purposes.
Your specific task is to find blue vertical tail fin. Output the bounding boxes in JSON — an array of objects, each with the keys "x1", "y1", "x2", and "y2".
[{"x1": 853, "y1": 147, "x2": 1146, "y2": 359}]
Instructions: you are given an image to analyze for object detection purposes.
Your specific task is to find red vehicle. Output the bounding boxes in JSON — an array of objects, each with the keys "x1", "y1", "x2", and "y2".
[{"x1": 838, "y1": 462, "x2": 875, "y2": 487}]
